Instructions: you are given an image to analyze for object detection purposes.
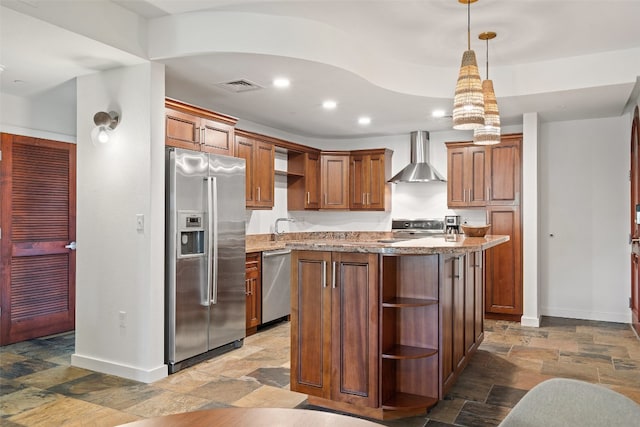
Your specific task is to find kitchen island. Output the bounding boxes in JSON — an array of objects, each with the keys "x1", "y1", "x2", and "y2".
[{"x1": 281, "y1": 233, "x2": 508, "y2": 420}]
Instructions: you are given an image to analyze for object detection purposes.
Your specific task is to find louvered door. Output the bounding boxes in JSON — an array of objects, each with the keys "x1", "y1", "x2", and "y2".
[{"x1": 0, "y1": 133, "x2": 76, "y2": 345}]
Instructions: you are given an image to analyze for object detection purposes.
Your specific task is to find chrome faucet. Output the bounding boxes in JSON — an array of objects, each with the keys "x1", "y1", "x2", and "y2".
[{"x1": 275, "y1": 217, "x2": 295, "y2": 235}]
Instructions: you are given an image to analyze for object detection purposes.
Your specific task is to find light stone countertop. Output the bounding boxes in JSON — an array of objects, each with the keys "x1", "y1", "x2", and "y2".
[{"x1": 246, "y1": 232, "x2": 509, "y2": 255}]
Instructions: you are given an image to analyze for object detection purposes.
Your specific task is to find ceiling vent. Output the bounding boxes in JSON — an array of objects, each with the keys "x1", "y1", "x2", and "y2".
[{"x1": 217, "y1": 79, "x2": 263, "y2": 93}]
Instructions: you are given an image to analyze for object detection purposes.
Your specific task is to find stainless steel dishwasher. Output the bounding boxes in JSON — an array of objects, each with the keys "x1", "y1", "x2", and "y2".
[{"x1": 261, "y1": 249, "x2": 291, "y2": 323}]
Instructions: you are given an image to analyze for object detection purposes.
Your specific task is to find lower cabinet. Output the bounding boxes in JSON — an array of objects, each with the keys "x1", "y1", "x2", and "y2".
[
  {"x1": 440, "y1": 252, "x2": 484, "y2": 396},
  {"x1": 290, "y1": 251, "x2": 379, "y2": 407},
  {"x1": 245, "y1": 253, "x2": 261, "y2": 336},
  {"x1": 291, "y1": 250, "x2": 484, "y2": 419},
  {"x1": 485, "y1": 206, "x2": 522, "y2": 317}
]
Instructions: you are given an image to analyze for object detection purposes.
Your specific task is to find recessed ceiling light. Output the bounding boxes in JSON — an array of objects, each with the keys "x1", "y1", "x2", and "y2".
[
  {"x1": 358, "y1": 116, "x2": 371, "y2": 125},
  {"x1": 432, "y1": 109, "x2": 446, "y2": 118},
  {"x1": 322, "y1": 100, "x2": 337, "y2": 110},
  {"x1": 273, "y1": 78, "x2": 290, "y2": 88}
]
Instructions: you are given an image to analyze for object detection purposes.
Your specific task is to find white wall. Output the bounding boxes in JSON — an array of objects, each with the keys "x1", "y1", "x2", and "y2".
[
  {"x1": 0, "y1": 80, "x2": 77, "y2": 142},
  {"x1": 72, "y1": 63, "x2": 167, "y2": 382},
  {"x1": 539, "y1": 116, "x2": 629, "y2": 323}
]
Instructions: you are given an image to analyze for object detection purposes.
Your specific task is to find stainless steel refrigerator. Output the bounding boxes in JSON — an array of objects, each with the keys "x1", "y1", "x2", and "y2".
[{"x1": 165, "y1": 147, "x2": 246, "y2": 373}]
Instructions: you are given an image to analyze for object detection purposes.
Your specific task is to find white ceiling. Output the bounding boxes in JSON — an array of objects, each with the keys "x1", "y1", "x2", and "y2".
[{"x1": 1, "y1": 0, "x2": 639, "y2": 138}]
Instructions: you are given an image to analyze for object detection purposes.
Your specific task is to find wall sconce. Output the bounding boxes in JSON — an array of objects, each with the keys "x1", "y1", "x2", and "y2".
[{"x1": 91, "y1": 111, "x2": 119, "y2": 144}]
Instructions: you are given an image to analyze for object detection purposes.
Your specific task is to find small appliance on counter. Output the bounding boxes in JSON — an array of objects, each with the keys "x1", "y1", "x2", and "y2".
[{"x1": 444, "y1": 215, "x2": 461, "y2": 234}]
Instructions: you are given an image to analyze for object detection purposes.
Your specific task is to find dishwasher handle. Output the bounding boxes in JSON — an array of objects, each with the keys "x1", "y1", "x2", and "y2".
[{"x1": 262, "y1": 249, "x2": 292, "y2": 258}]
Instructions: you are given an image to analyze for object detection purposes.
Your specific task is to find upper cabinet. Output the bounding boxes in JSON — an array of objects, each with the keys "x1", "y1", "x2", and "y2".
[
  {"x1": 447, "y1": 144, "x2": 488, "y2": 207},
  {"x1": 235, "y1": 131, "x2": 275, "y2": 209},
  {"x1": 288, "y1": 150, "x2": 321, "y2": 210},
  {"x1": 350, "y1": 149, "x2": 392, "y2": 211},
  {"x1": 486, "y1": 135, "x2": 522, "y2": 206},
  {"x1": 446, "y1": 134, "x2": 522, "y2": 208},
  {"x1": 321, "y1": 152, "x2": 350, "y2": 210},
  {"x1": 165, "y1": 99, "x2": 237, "y2": 156}
]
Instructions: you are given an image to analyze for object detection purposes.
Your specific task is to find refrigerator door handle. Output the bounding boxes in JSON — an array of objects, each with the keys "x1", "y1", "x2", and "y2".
[
  {"x1": 210, "y1": 176, "x2": 219, "y2": 305},
  {"x1": 206, "y1": 177, "x2": 213, "y2": 306}
]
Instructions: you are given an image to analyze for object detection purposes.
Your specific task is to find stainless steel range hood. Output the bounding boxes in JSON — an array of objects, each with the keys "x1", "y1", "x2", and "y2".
[{"x1": 389, "y1": 131, "x2": 446, "y2": 183}]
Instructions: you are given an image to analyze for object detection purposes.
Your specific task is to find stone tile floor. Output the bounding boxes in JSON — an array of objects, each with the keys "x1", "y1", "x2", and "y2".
[{"x1": 1, "y1": 317, "x2": 639, "y2": 426}]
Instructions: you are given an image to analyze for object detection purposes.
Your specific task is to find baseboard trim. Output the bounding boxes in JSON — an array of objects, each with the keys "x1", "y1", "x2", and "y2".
[
  {"x1": 71, "y1": 353, "x2": 167, "y2": 383},
  {"x1": 541, "y1": 307, "x2": 632, "y2": 324},
  {"x1": 520, "y1": 315, "x2": 541, "y2": 327}
]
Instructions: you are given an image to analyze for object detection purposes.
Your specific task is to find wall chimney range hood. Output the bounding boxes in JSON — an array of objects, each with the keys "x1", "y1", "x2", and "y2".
[{"x1": 389, "y1": 131, "x2": 446, "y2": 183}]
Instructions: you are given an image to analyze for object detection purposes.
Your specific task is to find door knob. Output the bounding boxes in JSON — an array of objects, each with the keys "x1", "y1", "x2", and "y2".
[{"x1": 65, "y1": 241, "x2": 77, "y2": 250}]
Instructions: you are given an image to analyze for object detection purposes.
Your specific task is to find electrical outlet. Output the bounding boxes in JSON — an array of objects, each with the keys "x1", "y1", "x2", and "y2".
[
  {"x1": 136, "y1": 214, "x2": 144, "y2": 232},
  {"x1": 119, "y1": 311, "x2": 126, "y2": 328}
]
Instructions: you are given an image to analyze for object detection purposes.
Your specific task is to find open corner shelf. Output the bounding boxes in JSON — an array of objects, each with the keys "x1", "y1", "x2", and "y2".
[
  {"x1": 381, "y1": 392, "x2": 438, "y2": 411},
  {"x1": 382, "y1": 344, "x2": 437, "y2": 360},
  {"x1": 382, "y1": 297, "x2": 438, "y2": 308}
]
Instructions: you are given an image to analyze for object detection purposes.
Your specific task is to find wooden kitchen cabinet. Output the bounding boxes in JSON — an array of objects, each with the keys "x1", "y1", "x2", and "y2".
[
  {"x1": 486, "y1": 135, "x2": 522, "y2": 206},
  {"x1": 320, "y1": 152, "x2": 350, "y2": 209},
  {"x1": 440, "y1": 252, "x2": 484, "y2": 396},
  {"x1": 287, "y1": 150, "x2": 321, "y2": 210},
  {"x1": 245, "y1": 252, "x2": 262, "y2": 336},
  {"x1": 349, "y1": 149, "x2": 392, "y2": 211},
  {"x1": 446, "y1": 144, "x2": 488, "y2": 207},
  {"x1": 291, "y1": 251, "x2": 379, "y2": 407},
  {"x1": 235, "y1": 131, "x2": 275, "y2": 209},
  {"x1": 485, "y1": 206, "x2": 522, "y2": 318},
  {"x1": 165, "y1": 99, "x2": 236, "y2": 156}
]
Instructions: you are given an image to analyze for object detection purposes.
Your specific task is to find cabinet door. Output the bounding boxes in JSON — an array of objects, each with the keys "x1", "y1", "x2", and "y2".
[
  {"x1": 321, "y1": 154, "x2": 349, "y2": 209},
  {"x1": 235, "y1": 136, "x2": 256, "y2": 206},
  {"x1": 291, "y1": 251, "x2": 332, "y2": 398},
  {"x1": 487, "y1": 136, "x2": 521, "y2": 206},
  {"x1": 349, "y1": 154, "x2": 367, "y2": 209},
  {"x1": 465, "y1": 251, "x2": 483, "y2": 352},
  {"x1": 485, "y1": 206, "x2": 522, "y2": 316},
  {"x1": 447, "y1": 147, "x2": 467, "y2": 207},
  {"x1": 447, "y1": 145, "x2": 487, "y2": 207},
  {"x1": 254, "y1": 141, "x2": 275, "y2": 208},
  {"x1": 468, "y1": 146, "x2": 489, "y2": 206},
  {"x1": 200, "y1": 117, "x2": 234, "y2": 156},
  {"x1": 331, "y1": 252, "x2": 379, "y2": 407},
  {"x1": 245, "y1": 253, "x2": 261, "y2": 334},
  {"x1": 305, "y1": 152, "x2": 321, "y2": 209},
  {"x1": 367, "y1": 153, "x2": 388, "y2": 210},
  {"x1": 441, "y1": 254, "x2": 467, "y2": 394},
  {"x1": 165, "y1": 107, "x2": 200, "y2": 150}
]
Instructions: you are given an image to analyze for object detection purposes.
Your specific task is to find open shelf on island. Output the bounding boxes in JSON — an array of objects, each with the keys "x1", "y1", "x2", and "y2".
[
  {"x1": 382, "y1": 344, "x2": 437, "y2": 360},
  {"x1": 382, "y1": 297, "x2": 438, "y2": 308},
  {"x1": 381, "y1": 392, "x2": 438, "y2": 410}
]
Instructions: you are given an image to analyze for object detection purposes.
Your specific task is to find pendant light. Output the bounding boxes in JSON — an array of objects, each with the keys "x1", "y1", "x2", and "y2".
[
  {"x1": 452, "y1": 0, "x2": 484, "y2": 130},
  {"x1": 474, "y1": 31, "x2": 501, "y2": 145}
]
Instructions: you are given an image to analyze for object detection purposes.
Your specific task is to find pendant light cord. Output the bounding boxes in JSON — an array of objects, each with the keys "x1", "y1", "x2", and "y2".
[
  {"x1": 467, "y1": 0, "x2": 471, "y2": 50},
  {"x1": 486, "y1": 38, "x2": 489, "y2": 79}
]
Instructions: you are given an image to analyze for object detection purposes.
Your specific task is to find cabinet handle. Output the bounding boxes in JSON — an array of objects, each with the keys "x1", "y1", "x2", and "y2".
[
  {"x1": 257, "y1": 186, "x2": 261, "y2": 201},
  {"x1": 200, "y1": 127, "x2": 205, "y2": 144},
  {"x1": 463, "y1": 189, "x2": 466, "y2": 202},
  {"x1": 362, "y1": 193, "x2": 366, "y2": 205},
  {"x1": 324, "y1": 193, "x2": 327, "y2": 206},
  {"x1": 306, "y1": 191, "x2": 310, "y2": 205},
  {"x1": 367, "y1": 193, "x2": 371, "y2": 205},
  {"x1": 322, "y1": 261, "x2": 327, "y2": 287},
  {"x1": 332, "y1": 261, "x2": 337, "y2": 288},
  {"x1": 487, "y1": 187, "x2": 491, "y2": 201}
]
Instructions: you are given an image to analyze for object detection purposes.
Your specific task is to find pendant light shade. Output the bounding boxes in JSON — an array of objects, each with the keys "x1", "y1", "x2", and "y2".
[
  {"x1": 474, "y1": 31, "x2": 501, "y2": 145},
  {"x1": 452, "y1": 0, "x2": 484, "y2": 130},
  {"x1": 452, "y1": 50, "x2": 485, "y2": 129}
]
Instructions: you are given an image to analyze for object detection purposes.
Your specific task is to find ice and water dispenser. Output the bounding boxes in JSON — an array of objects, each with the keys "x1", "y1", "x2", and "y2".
[{"x1": 177, "y1": 211, "x2": 205, "y2": 257}]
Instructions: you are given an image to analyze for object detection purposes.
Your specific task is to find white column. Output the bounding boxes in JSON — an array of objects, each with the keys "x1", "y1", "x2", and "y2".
[{"x1": 521, "y1": 112, "x2": 540, "y2": 327}]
